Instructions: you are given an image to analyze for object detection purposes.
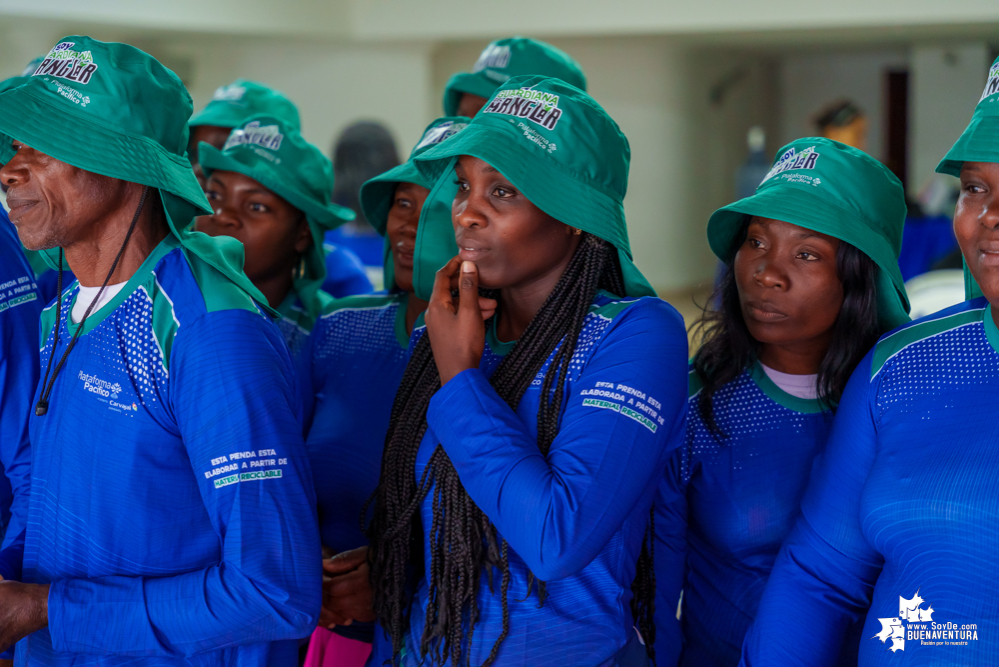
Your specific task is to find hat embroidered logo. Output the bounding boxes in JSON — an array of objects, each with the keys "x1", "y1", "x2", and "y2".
[
  {"x1": 32, "y1": 42, "x2": 99, "y2": 86},
  {"x1": 472, "y1": 43, "x2": 511, "y2": 72},
  {"x1": 482, "y1": 86, "x2": 563, "y2": 130},
  {"x1": 762, "y1": 146, "x2": 821, "y2": 183}
]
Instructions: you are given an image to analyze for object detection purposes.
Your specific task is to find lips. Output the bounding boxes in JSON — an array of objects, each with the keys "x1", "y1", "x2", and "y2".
[
  {"x1": 4, "y1": 196, "x2": 38, "y2": 222},
  {"x1": 744, "y1": 300, "x2": 788, "y2": 322},
  {"x1": 393, "y1": 244, "x2": 415, "y2": 268}
]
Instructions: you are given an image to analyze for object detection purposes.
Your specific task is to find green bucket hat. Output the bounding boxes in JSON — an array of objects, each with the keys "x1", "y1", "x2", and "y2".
[
  {"x1": 0, "y1": 36, "x2": 277, "y2": 314},
  {"x1": 413, "y1": 74, "x2": 654, "y2": 302},
  {"x1": 935, "y1": 56, "x2": 999, "y2": 300},
  {"x1": 0, "y1": 57, "x2": 44, "y2": 95},
  {"x1": 442, "y1": 37, "x2": 586, "y2": 117},
  {"x1": 200, "y1": 114, "x2": 356, "y2": 320},
  {"x1": 707, "y1": 137, "x2": 910, "y2": 330},
  {"x1": 359, "y1": 116, "x2": 469, "y2": 291},
  {"x1": 189, "y1": 79, "x2": 300, "y2": 130}
]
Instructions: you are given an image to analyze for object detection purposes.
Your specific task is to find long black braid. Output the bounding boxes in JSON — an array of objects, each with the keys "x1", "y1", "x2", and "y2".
[{"x1": 367, "y1": 233, "x2": 658, "y2": 665}]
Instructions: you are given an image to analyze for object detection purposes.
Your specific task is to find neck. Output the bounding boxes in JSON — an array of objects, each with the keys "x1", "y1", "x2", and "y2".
[
  {"x1": 255, "y1": 271, "x2": 295, "y2": 310},
  {"x1": 64, "y1": 200, "x2": 169, "y2": 288},
  {"x1": 405, "y1": 291, "x2": 429, "y2": 335},
  {"x1": 495, "y1": 255, "x2": 575, "y2": 343},
  {"x1": 757, "y1": 338, "x2": 830, "y2": 375}
]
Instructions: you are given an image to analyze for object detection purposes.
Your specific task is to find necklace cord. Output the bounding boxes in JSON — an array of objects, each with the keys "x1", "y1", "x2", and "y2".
[{"x1": 35, "y1": 186, "x2": 150, "y2": 416}]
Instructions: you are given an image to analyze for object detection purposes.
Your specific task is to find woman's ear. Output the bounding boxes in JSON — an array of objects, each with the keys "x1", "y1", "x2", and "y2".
[{"x1": 294, "y1": 216, "x2": 313, "y2": 254}]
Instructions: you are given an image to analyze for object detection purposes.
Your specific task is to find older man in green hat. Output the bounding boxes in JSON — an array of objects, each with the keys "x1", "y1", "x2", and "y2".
[{"x1": 0, "y1": 36, "x2": 320, "y2": 664}]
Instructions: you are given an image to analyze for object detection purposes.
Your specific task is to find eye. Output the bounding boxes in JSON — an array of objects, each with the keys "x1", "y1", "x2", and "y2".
[
  {"x1": 453, "y1": 178, "x2": 469, "y2": 192},
  {"x1": 747, "y1": 237, "x2": 764, "y2": 249},
  {"x1": 205, "y1": 190, "x2": 220, "y2": 201},
  {"x1": 964, "y1": 182, "x2": 986, "y2": 195},
  {"x1": 249, "y1": 202, "x2": 269, "y2": 214},
  {"x1": 395, "y1": 197, "x2": 412, "y2": 208},
  {"x1": 798, "y1": 251, "x2": 818, "y2": 261},
  {"x1": 493, "y1": 186, "x2": 515, "y2": 198}
]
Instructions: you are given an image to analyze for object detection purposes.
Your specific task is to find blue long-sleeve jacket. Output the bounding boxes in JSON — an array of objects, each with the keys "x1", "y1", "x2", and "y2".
[
  {"x1": 741, "y1": 298, "x2": 999, "y2": 666},
  {"x1": 19, "y1": 235, "x2": 321, "y2": 667},
  {"x1": 371, "y1": 292, "x2": 688, "y2": 666},
  {"x1": 0, "y1": 212, "x2": 40, "y2": 584}
]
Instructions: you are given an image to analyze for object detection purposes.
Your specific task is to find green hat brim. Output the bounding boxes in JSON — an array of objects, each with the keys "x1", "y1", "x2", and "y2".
[
  {"x1": 443, "y1": 72, "x2": 506, "y2": 117},
  {"x1": 189, "y1": 105, "x2": 249, "y2": 130},
  {"x1": 936, "y1": 114, "x2": 999, "y2": 178},
  {"x1": 411, "y1": 123, "x2": 655, "y2": 300},
  {"x1": 707, "y1": 187, "x2": 910, "y2": 330},
  {"x1": 359, "y1": 162, "x2": 430, "y2": 236},
  {"x1": 0, "y1": 85, "x2": 209, "y2": 215}
]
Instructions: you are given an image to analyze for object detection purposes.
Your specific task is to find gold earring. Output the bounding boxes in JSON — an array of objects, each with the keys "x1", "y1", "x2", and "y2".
[
  {"x1": 573, "y1": 227, "x2": 583, "y2": 235},
  {"x1": 294, "y1": 257, "x2": 307, "y2": 280}
]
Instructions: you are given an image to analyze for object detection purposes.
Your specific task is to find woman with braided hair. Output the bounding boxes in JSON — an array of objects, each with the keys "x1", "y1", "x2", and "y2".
[{"x1": 365, "y1": 76, "x2": 688, "y2": 666}]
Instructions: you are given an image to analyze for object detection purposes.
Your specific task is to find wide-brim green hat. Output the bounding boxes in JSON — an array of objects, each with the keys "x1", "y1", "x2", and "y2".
[
  {"x1": 359, "y1": 117, "x2": 470, "y2": 291},
  {"x1": 190, "y1": 79, "x2": 301, "y2": 130},
  {"x1": 0, "y1": 37, "x2": 274, "y2": 313},
  {"x1": 200, "y1": 114, "x2": 354, "y2": 319},
  {"x1": 443, "y1": 37, "x2": 587, "y2": 116},
  {"x1": 935, "y1": 57, "x2": 999, "y2": 300},
  {"x1": 708, "y1": 137, "x2": 909, "y2": 330},
  {"x1": 415, "y1": 75, "x2": 654, "y2": 301}
]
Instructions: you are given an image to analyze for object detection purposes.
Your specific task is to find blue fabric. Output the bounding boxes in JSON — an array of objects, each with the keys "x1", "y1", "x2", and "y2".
[
  {"x1": 741, "y1": 297, "x2": 999, "y2": 666},
  {"x1": 0, "y1": 210, "x2": 41, "y2": 585},
  {"x1": 370, "y1": 292, "x2": 688, "y2": 666},
  {"x1": 657, "y1": 366, "x2": 855, "y2": 667},
  {"x1": 19, "y1": 237, "x2": 321, "y2": 666},
  {"x1": 322, "y1": 243, "x2": 374, "y2": 298},
  {"x1": 34, "y1": 267, "x2": 75, "y2": 307},
  {"x1": 300, "y1": 293, "x2": 410, "y2": 645},
  {"x1": 324, "y1": 227, "x2": 385, "y2": 270},
  {"x1": 896, "y1": 215, "x2": 957, "y2": 281}
]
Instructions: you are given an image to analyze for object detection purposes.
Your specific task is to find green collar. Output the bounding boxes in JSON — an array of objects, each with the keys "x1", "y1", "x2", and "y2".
[
  {"x1": 748, "y1": 361, "x2": 826, "y2": 414},
  {"x1": 393, "y1": 292, "x2": 412, "y2": 350},
  {"x1": 983, "y1": 304, "x2": 999, "y2": 356},
  {"x1": 485, "y1": 316, "x2": 517, "y2": 357},
  {"x1": 66, "y1": 235, "x2": 179, "y2": 337}
]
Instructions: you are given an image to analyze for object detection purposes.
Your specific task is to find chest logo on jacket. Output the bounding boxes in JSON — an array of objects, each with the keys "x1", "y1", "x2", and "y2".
[{"x1": 873, "y1": 590, "x2": 979, "y2": 652}]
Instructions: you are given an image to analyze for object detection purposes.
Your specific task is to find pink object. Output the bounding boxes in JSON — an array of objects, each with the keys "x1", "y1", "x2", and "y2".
[{"x1": 304, "y1": 628, "x2": 373, "y2": 667}]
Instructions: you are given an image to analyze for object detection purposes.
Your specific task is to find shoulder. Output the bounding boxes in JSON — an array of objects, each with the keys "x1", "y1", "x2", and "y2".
[
  {"x1": 870, "y1": 298, "x2": 987, "y2": 378},
  {"x1": 0, "y1": 218, "x2": 42, "y2": 321},
  {"x1": 588, "y1": 291, "x2": 686, "y2": 341},
  {"x1": 155, "y1": 245, "x2": 267, "y2": 323},
  {"x1": 319, "y1": 292, "x2": 404, "y2": 318}
]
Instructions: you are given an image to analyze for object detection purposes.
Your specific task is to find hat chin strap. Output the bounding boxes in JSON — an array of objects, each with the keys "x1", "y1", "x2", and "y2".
[{"x1": 35, "y1": 186, "x2": 150, "y2": 416}]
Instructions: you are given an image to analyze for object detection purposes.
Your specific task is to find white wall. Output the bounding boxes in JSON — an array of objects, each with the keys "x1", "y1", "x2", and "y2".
[
  {"x1": 778, "y1": 49, "x2": 908, "y2": 162},
  {"x1": 910, "y1": 43, "x2": 990, "y2": 193}
]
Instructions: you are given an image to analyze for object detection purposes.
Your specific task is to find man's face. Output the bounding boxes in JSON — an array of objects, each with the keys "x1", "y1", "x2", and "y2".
[{"x1": 0, "y1": 140, "x2": 129, "y2": 251}]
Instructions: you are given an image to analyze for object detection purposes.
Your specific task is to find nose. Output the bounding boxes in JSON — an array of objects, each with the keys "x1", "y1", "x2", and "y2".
[
  {"x1": 0, "y1": 148, "x2": 29, "y2": 189},
  {"x1": 979, "y1": 192, "x2": 999, "y2": 230},
  {"x1": 210, "y1": 201, "x2": 241, "y2": 229},
  {"x1": 754, "y1": 257, "x2": 787, "y2": 290},
  {"x1": 453, "y1": 190, "x2": 488, "y2": 230}
]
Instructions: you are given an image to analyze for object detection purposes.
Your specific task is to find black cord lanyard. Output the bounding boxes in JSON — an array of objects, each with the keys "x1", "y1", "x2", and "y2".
[{"x1": 35, "y1": 186, "x2": 149, "y2": 416}]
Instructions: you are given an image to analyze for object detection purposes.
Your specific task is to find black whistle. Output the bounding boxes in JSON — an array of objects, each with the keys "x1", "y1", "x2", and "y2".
[{"x1": 35, "y1": 400, "x2": 48, "y2": 416}]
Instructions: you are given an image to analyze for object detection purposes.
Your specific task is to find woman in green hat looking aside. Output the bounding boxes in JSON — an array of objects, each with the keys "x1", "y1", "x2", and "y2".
[
  {"x1": 197, "y1": 114, "x2": 354, "y2": 356},
  {"x1": 366, "y1": 76, "x2": 688, "y2": 666},
  {"x1": 296, "y1": 116, "x2": 468, "y2": 667},
  {"x1": 654, "y1": 138, "x2": 909, "y2": 667},
  {"x1": 442, "y1": 37, "x2": 586, "y2": 118},
  {"x1": 740, "y1": 59, "x2": 999, "y2": 667}
]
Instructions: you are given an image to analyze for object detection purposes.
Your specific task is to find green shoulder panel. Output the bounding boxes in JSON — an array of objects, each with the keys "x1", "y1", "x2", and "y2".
[
  {"x1": 687, "y1": 364, "x2": 703, "y2": 399},
  {"x1": 589, "y1": 291, "x2": 641, "y2": 321},
  {"x1": 39, "y1": 286, "x2": 74, "y2": 348},
  {"x1": 181, "y1": 247, "x2": 260, "y2": 315},
  {"x1": 145, "y1": 278, "x2": 181, "y2": 374},
  {"x1": 319, "y1": 292, "x2": 403, "y2": 316},
  {"x1": 871, "y1": 306, "x2": 985, "y2": 378}
]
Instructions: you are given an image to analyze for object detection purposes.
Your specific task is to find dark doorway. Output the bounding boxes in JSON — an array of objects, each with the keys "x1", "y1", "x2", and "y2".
[{"x1": 885, "y1": 69, "x2": 909, "y2": 192}]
